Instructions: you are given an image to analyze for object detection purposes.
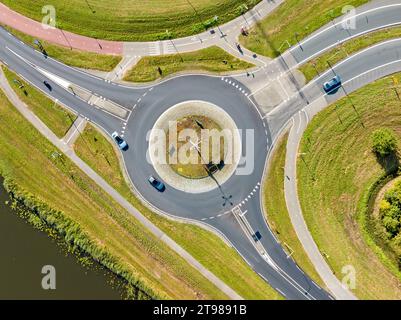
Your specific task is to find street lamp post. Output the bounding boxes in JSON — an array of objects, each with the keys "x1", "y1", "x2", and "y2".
[
  {"x1": 84, "y1": 0, "x2": 96, "y2": 13},
  {"x1": 299, "y1": 153, "x2": 315, "y2": 181},
  {"x1": 165, "y1": 30, "x2": 184, "y2": 62},
  {"x1": 185, "y1": 0, "x2": 203, "y2": 43},
  {"x1": 33, "y1": 39, "x2": 45, "y2": 53},
  {"x1": 51, "y1": 151, "x2": 65, "y2": 166},
  {"x1": 328, "y1": 10, "x2": 336, "y2": 27},
  {"x1": 13, "y1": 79, "x2": 24, "y2": 89},
  {"x1": 294, "y1": 32, "x2": 303, "y2": 51},
  {"x1": 335, "y1": 104, "x2": 343, "y2": 124},
  {"x1": 238, "y1": 4, "x2": 249, "y2": 26},
  {"x1": 214, "y1": 16, "x2": 225, "y2": 38},
  {"x1": 189, "y1": 120, "x2": 232, "y2": 207},
  {"x1": 341, "y1": 85, "x2": 364, "y2": 127},
  {"x1": 326, "y1": 59, "x2": 336, "y2": 76},
  {"x1": 312, "y1": 62, "x2": 320, "y2": 77},
  {"x1": 392, "y1": 76, "x2": 400, "y2": 100}
]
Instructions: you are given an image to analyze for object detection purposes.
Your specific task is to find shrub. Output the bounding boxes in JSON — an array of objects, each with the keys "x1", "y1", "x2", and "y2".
[
  {"x1": 380, "y1": 181, "x2": 401, "y2": 239},
  {"x1": 371, "y1": 128, "x2": 398, "y2": 157}
]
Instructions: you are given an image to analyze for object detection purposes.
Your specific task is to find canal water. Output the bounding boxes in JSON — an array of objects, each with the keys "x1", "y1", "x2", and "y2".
[{"x1": 0, "y1": 180, "x2": 125, "y2": 299}]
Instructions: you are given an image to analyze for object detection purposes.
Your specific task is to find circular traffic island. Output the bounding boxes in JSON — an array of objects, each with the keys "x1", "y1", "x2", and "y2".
[{"x1": 149, "y1": 100, "x2": 241, "y2": 194}]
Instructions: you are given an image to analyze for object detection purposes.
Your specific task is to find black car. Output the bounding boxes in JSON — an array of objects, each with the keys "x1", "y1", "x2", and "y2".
[
  {"x1": 43, "y1": 80, "x2": 52, "y2": 91},
  {"x1": 252, "y1": 231, "x2": 262, "y2": 242}
]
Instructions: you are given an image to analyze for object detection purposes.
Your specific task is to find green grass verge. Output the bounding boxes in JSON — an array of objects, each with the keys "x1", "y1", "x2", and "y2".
[
  {"x1": 239, "y1": 0, "x2": 369, "y2": 58},
  {"x1": 262, "y1": 132, "x2": 325, "y2": 289},
  {"x1": 123, "y1": 46, "x2": 254, "y2": 83},
  {"x1": 299, "y1": 26, "x2": 401, "y2": 83},
  {"x1": 0, "y1": 71, "x2": 229, "y2": 300},
  {"x1": 73, "y1": 123, "x2": 283, "y2": 300},
  {"x1": 4, "y1": 26, "x2": 122, "y2": 72},
  {"x1": 2, "y1": 66, "x2": 76, "y2": 138},
  {"x1": 297, "y1": 73, "x2": 401, "y2": 299},
  {"x1": 1, "y1": 0, "x2": 261, "y2": 41}
]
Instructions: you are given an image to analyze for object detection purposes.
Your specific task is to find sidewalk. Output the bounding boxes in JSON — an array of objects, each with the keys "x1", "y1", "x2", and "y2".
[
  {"x1": 284, "y1": 96, "x2": 357, "y2": 300},
  {"x1": 0, "y1": 3, "x2": 122, "y2": 55}
]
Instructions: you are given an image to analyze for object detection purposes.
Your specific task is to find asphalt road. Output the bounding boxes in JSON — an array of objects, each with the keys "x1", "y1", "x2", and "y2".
[
  {"x1": 287, "y1": 0, "x2": 401, "y2": 66},
  {"x1": 1, "y1": 1, "x2": 401, "y2": 299}
]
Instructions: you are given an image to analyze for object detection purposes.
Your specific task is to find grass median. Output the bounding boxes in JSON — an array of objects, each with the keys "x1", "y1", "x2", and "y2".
[
  {"x1": 73, "y1": 123, "x2": 283, "y2": 300},
  {"x1": 299, "y1": 26, "x2": 401, "y2": 83},
  {"x1": 4, "y1": 26, "x2": 122, "y2": 72},
  {"x1": 262, "y1": 132, "x2": 325, "y2": 289},
  {"x1": 123, "y1": 46, "x2": 254, "y2": 83},
  {"x1": 2, "y1": 66, "x2": 76, "y2": 138},
  {"x1": 1, "y1": 0, "x2": 261, "y2": 41},
  {"x1": 239, "y1": 0, "x2": 369, "y2": 58},
  {"x1": 297, "y1": 73, "x2": 401, "y2": 299},
  {"x1": 0, "y1": 68, "x2": 232, "y2": 300}
]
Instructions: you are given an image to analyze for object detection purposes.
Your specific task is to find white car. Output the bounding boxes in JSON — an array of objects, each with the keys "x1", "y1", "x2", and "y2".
[{"x1": 111, "y1": 131, "x2": 128, "y2": 150}]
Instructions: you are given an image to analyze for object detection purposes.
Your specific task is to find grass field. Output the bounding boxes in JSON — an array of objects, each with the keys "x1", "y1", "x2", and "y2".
[
  {"x1": 1, "y1": 0, "x2": 261, "y2": 41},
  {"x1": 239, "y1": 0, "x2": 369, "y2": 58},
  {"x1": 123, "y1": 46, "x2": 254, "y2": 83},
  {"x1": 299, "y1": 26, "x2": 401, "y2": 83},
  {"x1": 297, "y1": 73, "x2": 401, "y2": 299},
  {"x1": 0, "y1": 71, "x2": 230, "y2": 300},
  {"x1": 4, "y1": 26, "x2": 122, "y2": 72},
  {"x1": 73, "y1": 123, "x2": 283, "y2": 300},
  {"x1": 2, "y1": 66, "x2": 76, "y2": 138},
  {"x1": 262, "y1": 132, "x2": 325, "y2": 289}
]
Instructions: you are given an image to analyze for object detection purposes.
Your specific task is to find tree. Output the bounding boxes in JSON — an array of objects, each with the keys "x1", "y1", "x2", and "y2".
[
  {"x1": 371, "y1": 128, "x2": 398, "y2": 157},
  {"x1": 382, "y1": 216, "x2": 400, "y2": 237}
]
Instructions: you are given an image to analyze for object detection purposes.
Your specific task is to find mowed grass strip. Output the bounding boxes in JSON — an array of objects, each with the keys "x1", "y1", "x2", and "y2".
[
  {"x1": 297, "y1": 74, "x2": 401, "y2": 299},
  {"x1": 262, "y1": 132, "x2": 325, "y2": 289},
  {"x1": 4, "y1": 26, "x2": 122, "y2": 72},
  {"x1": 123, "y1": 46, "x2": 254, "y2": 83},
  {"x1": 0, "y1": 75, "x2": 229, "y2": 300},
  {"x1": 73, "y1": 124, "x2": 283, "y2": 300},
  {"x1": 2, "y1": 66, "x2": 76, "y2": 138},
  {"x1": 239, "y1": 0, "x2": 369, "y2": 58},
  {"x1": 1, "y1": 0, "x2": 261, "y2": 41},
  {"x1": 299, "y1": 26, "x2": 401, "y2": 83}
]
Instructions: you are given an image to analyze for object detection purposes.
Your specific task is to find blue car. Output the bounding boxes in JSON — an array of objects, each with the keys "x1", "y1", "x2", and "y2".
[
  {"x1": 112, "y1": 131, "x2": 128, "y2": 150},
  {"x1": 148, "y1": 176, "x2": 165, "y2": 192},
  {"x1": 323, "y1": 75, "x2": 341, "y2": 94}
]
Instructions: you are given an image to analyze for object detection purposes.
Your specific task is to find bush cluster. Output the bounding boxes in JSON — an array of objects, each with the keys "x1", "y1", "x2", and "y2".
[
  {"x1": 380, "y1": 180, "x2": 401, "y2": 244},
  {"x1": 371, "y1": 128, "x2": 398, "y2": 157}
]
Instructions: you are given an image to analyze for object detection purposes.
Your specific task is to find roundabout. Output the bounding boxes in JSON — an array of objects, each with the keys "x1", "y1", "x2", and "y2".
[
  {"x1": 121, "y1": 74, "x2": 270, "y2": 220},
  {"x1": 8, "y1": 0, "x2": 397, "y2": 296}
]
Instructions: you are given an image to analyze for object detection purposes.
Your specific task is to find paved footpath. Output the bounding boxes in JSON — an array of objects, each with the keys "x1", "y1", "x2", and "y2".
[
  {"x1": 0, "y1": 1, "x2": 284, "y2": 64},
  {"x1": 284, "y1": 97, "x2": 357, "y2": 300},
  {"x1": 0, "y1": 66, "x2": 243, "y2": 300},
  {"x1": 0, "y1": 3, "x2": 123, "y2": 55}
]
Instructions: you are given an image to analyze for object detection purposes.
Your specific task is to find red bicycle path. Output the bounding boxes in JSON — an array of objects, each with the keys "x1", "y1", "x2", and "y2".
[{"x1": 0, "y1": 3, "x2": 123, "y2": 55}]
